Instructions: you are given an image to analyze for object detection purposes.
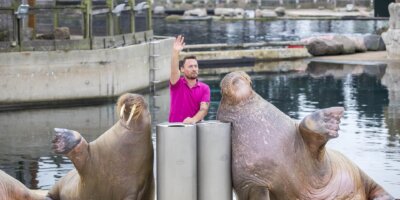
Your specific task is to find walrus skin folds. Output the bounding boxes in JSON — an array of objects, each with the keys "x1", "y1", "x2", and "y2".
[
  {"x1": 0, "y1": 93, "x2": 154, "y2": 200},
  {"x1": 217, "y1": 71, "x2": 395, "y2": 200}
]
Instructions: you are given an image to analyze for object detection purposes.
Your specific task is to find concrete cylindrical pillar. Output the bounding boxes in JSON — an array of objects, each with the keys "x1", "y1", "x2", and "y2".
[
  {"x1": 156, "y1": 123, "x2": 197, "y2": 200},
  {"x1": 197, "y1": 120, "x2": 231, "y2": 200}
]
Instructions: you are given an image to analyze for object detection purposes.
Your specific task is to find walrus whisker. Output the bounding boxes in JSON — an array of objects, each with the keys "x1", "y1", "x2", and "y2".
[
  {"x1": 120, "y1": 104, "x2": 126, "y2": 119},
  {"x1": 127, "y1": 104, "x2": 137, "y2": 124}
]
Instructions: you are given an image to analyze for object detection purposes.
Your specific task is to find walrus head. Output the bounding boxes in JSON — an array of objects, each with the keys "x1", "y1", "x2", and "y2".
[
  {"x1": 116, "y1": 93, "x2": 150, "y2": 128},
  {"x1": 220, "y1": 71, "x2": 254, "y2": 106}
]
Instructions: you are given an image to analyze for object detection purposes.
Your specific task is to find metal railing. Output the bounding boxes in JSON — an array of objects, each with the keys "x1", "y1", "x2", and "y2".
[{"x1": 0, "y1": 0, "x2": 153, "y2": 52}]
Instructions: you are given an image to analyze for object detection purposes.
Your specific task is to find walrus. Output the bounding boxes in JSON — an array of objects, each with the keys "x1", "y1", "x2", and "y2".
[
  {"x1": 217, "y1": 71, "x2": 395, "y2": 200},
  {"x1": 0, "y1": 169, "x2": 48, "y2": 200},
  {"x1": 47, "y1": 93, "x2": 154, "y2": 200}
]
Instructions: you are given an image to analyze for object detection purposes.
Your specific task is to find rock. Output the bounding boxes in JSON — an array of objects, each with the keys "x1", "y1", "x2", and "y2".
[
  {"x1": 306, "y1": 38, "x2": 344, "y2": 56},
  {"x1": 184, "y1": 8, "x2": 207, "y2": 17},
  {"x1": 244, "y1": 10, "x2": 255, "y2": 18},
  {"x1": 153, "y1": 6, "x2": 165, "y2": 15},
  {"x1": 255, "y1": 9, "x2": 277, "y2": 18},
  {"x1": 274, "y1": 7, "x2": 285, "y2": 17},
  {"x1": 54, "y1": 27, "x2": 70, "y2": 40},
  {"x1": 214, "y1": 8, "x2": 243, "y2": 17},
  {"x1": 363, "y1": 34, "x2": 386, "y2": 51},
  {"x1": 332, "y1": 35, "x2": 356, "y2": 54},
  {"x1": 383, "y1": 3, "x2": 400, "y2": 59},
  {"x1": 375, "y1": 26, "x2": 389, "y2": 35},
  {"x1": 347, "y1": 35, "x2": 367, "y2": 52},
  {"x1": 345, "y1": 4, "x2": 356, "y2": 12},
  {"x1": 382, "y1": 29, "x2": 400, "y2": 58}
]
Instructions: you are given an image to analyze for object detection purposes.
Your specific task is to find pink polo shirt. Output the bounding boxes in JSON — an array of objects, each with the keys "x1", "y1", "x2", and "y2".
[{"x1": 169, "y1": 77, "x2": 211, "y2": 122}]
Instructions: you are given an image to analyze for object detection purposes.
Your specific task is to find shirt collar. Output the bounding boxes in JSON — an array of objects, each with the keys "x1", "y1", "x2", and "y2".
[{"x1": 182, "y1": 77, "x2": 199, "y2": 88}]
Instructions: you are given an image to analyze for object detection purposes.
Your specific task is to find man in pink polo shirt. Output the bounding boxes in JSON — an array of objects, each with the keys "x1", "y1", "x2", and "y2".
[{"x1": 169, "y1": 35, "x2": 210, "y2": 124}]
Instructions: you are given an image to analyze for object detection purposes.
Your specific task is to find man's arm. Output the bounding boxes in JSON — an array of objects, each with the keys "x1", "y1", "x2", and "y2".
[
  {"x1": 183, "y1": 102, "x2": 209, "y2": 124},
  {"x1": 170, "y1": 35, "x2": 185, "y2": 85}
]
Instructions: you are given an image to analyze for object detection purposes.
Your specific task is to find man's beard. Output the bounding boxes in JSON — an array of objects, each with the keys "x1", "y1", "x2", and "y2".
[{"x1": 185, "y1": 73, "x2": 198, "y2": 80}]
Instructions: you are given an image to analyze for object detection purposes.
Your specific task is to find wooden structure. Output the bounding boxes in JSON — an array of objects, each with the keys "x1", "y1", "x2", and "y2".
[{"x1": 0, "y1": 0, "x2": 153, "y2": 52}]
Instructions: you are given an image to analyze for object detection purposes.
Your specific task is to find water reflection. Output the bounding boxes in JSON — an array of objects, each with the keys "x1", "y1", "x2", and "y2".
[
  {"x1": 0, "y1": 61, "x2": 399, "y2": 197},
  {"x1": 153, "y1": 19, "x2": 389, "y2": 44}
]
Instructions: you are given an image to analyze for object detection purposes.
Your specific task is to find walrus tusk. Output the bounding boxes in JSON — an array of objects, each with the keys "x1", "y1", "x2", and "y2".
[
  {"x1": 120, "y1": 104, "x2": 126, "y2": 119},
  {"x1": 127, "y1": 104, "x2": 137, "y2": 124}
]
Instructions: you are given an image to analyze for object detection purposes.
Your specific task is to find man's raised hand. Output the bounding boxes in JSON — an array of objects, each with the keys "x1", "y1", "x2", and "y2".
[{"x1": 173, "y1": 35, "x2": 185, "y2": 52}]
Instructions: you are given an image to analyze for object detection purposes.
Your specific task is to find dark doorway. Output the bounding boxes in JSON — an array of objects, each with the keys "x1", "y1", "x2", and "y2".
[{"x1": 375, "y1": 0, "x2": 395, "y2": 17}]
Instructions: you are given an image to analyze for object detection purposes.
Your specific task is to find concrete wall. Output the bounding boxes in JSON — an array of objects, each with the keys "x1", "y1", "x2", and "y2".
[
  {"x1": 181, "y1": 48, "x2": 311, "y2": 61},
  {"x1": 0, "y1": 37, "x2": 174, "y2": 104}
]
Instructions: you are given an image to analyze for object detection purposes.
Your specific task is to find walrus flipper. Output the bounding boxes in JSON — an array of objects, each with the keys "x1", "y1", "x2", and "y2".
[
  {"x1": 52, "y1": 128, "x2": 89, "y2": 172},
  {"x1": 299, "y1": 107, "x2": 344, "y2": 157}
]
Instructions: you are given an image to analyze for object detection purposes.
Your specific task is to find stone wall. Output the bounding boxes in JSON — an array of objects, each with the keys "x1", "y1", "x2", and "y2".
[{"x1": 382, "y1": 3, "x2": 400, "y2": 59}]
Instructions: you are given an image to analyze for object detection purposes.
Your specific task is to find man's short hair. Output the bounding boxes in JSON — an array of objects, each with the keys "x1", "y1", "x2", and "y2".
[{"x1": 179, "y1": 55, "x2": 197, "y2": 69}]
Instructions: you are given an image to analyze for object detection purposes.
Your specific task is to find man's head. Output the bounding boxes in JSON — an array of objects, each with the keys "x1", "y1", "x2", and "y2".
[{"x1": 180, "y1": 55, "x2": 199, "y2": 80}]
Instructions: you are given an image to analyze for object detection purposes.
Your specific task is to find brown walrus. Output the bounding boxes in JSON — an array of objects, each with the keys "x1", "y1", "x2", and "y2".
[
  {"x1": 0, "y1": 170, "x2": 48, "y2": 200},
  {"x1": 217, "y1": 71, "x2": 395, "y2": 200},
  {"x1": 47, "y1": 93, "x2": 154, "y2": 200}
]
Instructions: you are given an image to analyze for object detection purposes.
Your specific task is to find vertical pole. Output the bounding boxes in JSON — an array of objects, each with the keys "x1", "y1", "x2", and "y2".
[
  {"x1": 106, "y1": 0, "x2": 114, "y2": 36},
  {"x1": 156, "y1": 123, "x2": 197, "y2": 200},
  {"x1": 12, "y1": 1, "x2": 18, "y2": 43},
  {"x1": 82, "y1": 0, "x2": 92, "y2": 39},
  {"x1": 146, "y1": 0, "x2": 152, "y2": 32},
  {"x1": 128, "y1": 0, "x2": 136, "y2": 33},
  {"x1": 17, "y1": 18, "x2": 22, "y2": 51},
  {"x1": 27, "y1": 0, "x2": 35, "y2": 39},
  {"x1": 197, "y1": 121, "x2": 231, "y2": 200},
  {"x1": 53, "y1": 9, "x2": 59, "y2": 29}
]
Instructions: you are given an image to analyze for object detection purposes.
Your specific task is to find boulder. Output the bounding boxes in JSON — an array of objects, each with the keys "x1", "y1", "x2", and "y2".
[
  {"x1": 274, "y1": 7, "x2": 285, "y2": 17},
  {"x1": 347, "y1": 35, "x2": 367, "y2": 52},
  {"x1": 54, "y1": 27, "x2": 70, "y2": 40},
  {"x1": 183, "y1": 8, "x2": 207, "y2": 17},
  {"x1": 388, "y1": 3, "x2": 400, "y2": 29},
  {"x1": 332, "y1": 35, "x2": 356, "y2": 54},
  {"x1": 214, "y1": 8, "x2": 243, "y2": 17},
  {"x1": 306, "y1": 38, "x2": 344, "y2": 56},
  {"x1": 255, "y1": 9, "x2": 277, "y2": 18},
  {"x1": 383, "y1": 3, "x2": 400, "y2": 58},
  {"x1": 382, "y1": 29, "x2": 400, "y2": 58},
  {"x1": 363, "y1": 34, "x2": 386, "y2": 51},
  {"x1": 153, "y1": 6, "x2": 165, "y2": 15}
]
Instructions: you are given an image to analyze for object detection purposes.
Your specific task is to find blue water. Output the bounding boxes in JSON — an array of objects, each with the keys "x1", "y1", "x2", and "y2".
[{"x1": 153, "y1": 18, "x2": 388, "y2": 44}]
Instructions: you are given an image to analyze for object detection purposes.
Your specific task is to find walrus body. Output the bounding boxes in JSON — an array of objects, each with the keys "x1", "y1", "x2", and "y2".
[
  {"x1": 47, "y1": 93, "x2": 154, "y2": 200},
  {"x1": 217, "y1": 71, "x2": 394, "y2": 200},
  {"x1": 0, "y1": 170, "x2": 47, "y2": 200}
]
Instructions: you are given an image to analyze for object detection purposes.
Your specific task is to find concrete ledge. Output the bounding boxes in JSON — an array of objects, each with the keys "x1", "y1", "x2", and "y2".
[{"x1": 181, "y1": 48, "x2": 311, "y2": 63}]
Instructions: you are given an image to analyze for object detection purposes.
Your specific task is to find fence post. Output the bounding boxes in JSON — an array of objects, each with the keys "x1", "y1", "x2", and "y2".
[
  {"x1": 106, "y1": 0, "x2": 114, "y2": 36},
  {"x1": 128, "y1": 0, "x2": 136, "y2": 33},
  {"x1": 27, "y1": 0, "x2": 35, "y2": 39},
  {"x1": 146, "y1": 0, "x2": 152, "y2": 32},
  {"x1": 82, "y1": 0, "x2": 92, "y2": 39}
]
